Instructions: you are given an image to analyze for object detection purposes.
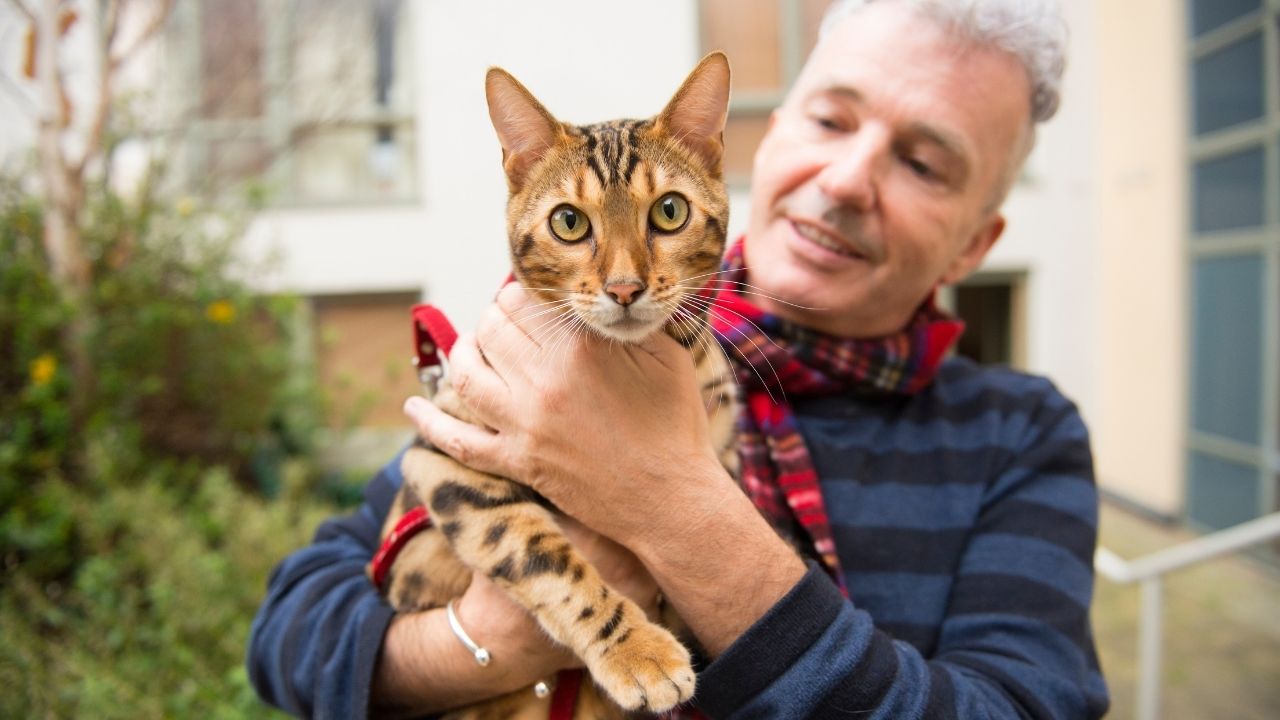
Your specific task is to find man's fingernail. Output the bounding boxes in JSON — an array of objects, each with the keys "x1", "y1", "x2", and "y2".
[{"x1": 403, "y1": 396, "x2": 427, "y2": 420}]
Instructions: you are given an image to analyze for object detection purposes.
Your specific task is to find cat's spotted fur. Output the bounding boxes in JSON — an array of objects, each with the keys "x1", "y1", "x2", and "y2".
[{"x1": 374, "y1": 53, "x2": 736, "y2": 718}]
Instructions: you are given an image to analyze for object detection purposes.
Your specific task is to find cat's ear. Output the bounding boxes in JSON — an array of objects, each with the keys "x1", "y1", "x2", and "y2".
[
  {"x1": 656, "y1": 52, "x2": 731, "y2": 173},
  {"x1": 486, "y1": 68, "x2": 565, "y2": 189}
]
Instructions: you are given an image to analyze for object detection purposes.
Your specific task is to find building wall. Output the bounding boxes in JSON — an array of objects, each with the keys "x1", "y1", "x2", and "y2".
[{"x1": 1091, "y1": 0, "x2": 1187, "y2": 516}]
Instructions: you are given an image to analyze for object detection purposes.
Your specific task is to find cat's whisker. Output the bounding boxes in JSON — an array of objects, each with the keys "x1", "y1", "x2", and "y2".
[
  {"x1": 676, "y1": 278, "x2": 828, "y2": 312},
  {"x1": 675, "y1": 293, "x2": 790, "y2": 357},
  {"x1": 682, "y1": 301, "x2": 786, "y2": 404},
  {"x1": 663, "y1": 300, "x2": 754, "y2": 410},
  {"x1": 676, "y1": 265, "x2": 750, "y2": 285}
]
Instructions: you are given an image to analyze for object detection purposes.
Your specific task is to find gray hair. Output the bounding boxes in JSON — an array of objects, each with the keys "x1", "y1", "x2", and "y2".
[{"x1": 819, "y1": 0, "x2": 1068, "y2": 124}]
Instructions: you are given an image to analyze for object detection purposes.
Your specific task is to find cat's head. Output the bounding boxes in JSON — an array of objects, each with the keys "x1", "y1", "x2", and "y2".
[{"x1": 485, "y1": 53, "x2": 731, "y2": 344}]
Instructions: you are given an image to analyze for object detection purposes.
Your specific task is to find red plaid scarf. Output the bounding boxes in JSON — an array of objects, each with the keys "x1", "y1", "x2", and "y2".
[{"x1": 707, "y1": 238, "x2": 965, "y2": 592}]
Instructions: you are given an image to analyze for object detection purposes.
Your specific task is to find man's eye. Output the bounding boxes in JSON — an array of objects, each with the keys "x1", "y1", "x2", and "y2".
[
  {"x1": 812, "y1": 115, "x2": 842, "y2": 131},
  {"x1": 904, "y1": 156, "x2": 935, "y2": 178}
]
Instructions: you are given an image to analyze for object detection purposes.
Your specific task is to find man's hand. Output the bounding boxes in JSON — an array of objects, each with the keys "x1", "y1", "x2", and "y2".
[{"x1": 403, "y1": 283, "x2": 722, "y2": 542}]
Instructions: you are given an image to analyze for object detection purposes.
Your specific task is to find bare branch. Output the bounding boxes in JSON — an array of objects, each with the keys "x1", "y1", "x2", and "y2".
[
  {"x1": 102, "y1": 0, "x2": 122, "y2": 53},
  {"x1": 3, "y1": 0, "x2": 35, "y2": 23},
  {"x1": 74, "y1": 0, "x2": 123, "y2": 179},
  {"x1": 108, "y1": 0, "x2": 173, "y2": 72}
]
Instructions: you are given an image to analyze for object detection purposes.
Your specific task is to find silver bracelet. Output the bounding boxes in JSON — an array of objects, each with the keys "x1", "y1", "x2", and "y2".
[{"x1": 445, "y1": 599, "x2": 491, "y2": 666}]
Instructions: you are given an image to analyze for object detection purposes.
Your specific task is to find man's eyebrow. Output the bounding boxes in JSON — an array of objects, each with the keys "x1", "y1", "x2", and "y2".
[
  {"x1": 820, "y1": 85, "x2": 970, "y2": 159},
  {"x1": 904, "y1": 122, "x2": 970, "y2": 163}
]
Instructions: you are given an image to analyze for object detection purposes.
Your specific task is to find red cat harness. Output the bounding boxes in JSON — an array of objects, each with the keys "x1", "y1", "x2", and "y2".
[{"x1": 373, "y1": 301, "x2": 587, "y2": 720}]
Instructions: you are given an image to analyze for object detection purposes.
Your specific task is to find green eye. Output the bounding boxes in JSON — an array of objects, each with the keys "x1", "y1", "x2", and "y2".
[
  {"x1": 549, "y1": 205, "x2": 590, "y2": 242},
  {"x1": 649, "y1": 193, "x2": 689, "y2": 232}
]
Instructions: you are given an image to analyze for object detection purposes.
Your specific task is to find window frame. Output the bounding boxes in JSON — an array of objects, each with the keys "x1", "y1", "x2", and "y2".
[{"x1": 169, "y1": 0, "x2": 420, "y2": 209}]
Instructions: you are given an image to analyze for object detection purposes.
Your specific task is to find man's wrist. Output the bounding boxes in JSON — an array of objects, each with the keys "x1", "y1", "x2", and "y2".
[{"x1": 628, "y1": 460, "x2": 807, "y2": 657}]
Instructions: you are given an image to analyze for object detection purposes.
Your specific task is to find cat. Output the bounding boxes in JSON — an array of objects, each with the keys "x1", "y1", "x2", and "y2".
[{"x1": 373, "y1": 52, "x2": 737, "y2": 719}]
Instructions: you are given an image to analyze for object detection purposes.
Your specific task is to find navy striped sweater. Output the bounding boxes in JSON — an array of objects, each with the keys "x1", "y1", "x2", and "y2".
[{"x1": 247, "y1": 357, "x2": 1109, "y2": 718}]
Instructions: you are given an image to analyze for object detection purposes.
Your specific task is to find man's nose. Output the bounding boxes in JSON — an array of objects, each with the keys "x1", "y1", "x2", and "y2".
[{"x1": 815, "y1": 125, "x2": 890, "y2": 210}]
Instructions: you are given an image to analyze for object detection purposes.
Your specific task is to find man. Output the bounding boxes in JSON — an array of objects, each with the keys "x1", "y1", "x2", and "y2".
[{"x1": 248, "y1": 1, "x2": 1109, "y2": 717}]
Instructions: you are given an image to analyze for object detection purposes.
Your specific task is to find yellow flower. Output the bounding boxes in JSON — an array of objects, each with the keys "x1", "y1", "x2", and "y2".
[
  {"x1": 30, "y1": 353, "x2": 57, "y2": 386},
  {"x1": 176, "y1": 196, "x2": 197, "y2": 218},
  {"x1": 205, "y1": 300, "x2": 237, "y2": 325}
]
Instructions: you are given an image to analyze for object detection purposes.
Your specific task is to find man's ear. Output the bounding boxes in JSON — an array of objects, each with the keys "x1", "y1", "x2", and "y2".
[{"x1": 940, "y1": 214, "x2": 1005, "y2": 285}]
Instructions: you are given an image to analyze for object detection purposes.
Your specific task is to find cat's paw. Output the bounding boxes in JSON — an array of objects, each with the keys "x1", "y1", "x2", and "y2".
[{"x1": 589, "y1": 622, "x2": 695, "y2": 713}]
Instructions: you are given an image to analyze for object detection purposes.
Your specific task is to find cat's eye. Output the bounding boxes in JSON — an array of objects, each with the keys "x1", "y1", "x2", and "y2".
[
  {"x1": 649, "y1": 193, "x2": 689, "y2": 232},
  {"x1": 549, "y1": 205, "x2": 590, "y2": 242}
]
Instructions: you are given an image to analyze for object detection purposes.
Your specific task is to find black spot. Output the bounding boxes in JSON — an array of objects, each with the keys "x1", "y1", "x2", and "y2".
[
  {"x1": 399, "y1": 571, "x2": 427, "y2": 600},
  {"x1": 523, "y1": 544, "x2": 571, "y2": 577},
  {"x1": 440, "y1": 521, "x2": 462, "y2": 540},
  {"x1": 489, "y1": 555, "x2": 516, "y2": 582},
  {"x1": 483, "y1": 522, "x2": 508, "y2": 547},
  {"x1": 614, "y1": 628, "x2": 632, "y2": 646},
  {"x1": 571, "y1": 564, "x2": 585, "y2": 583},
  {"x1": 579, "y1": 606, "x2": 596, "y2": 621},
  {"x1": 515, "y1": 233, "x2": 536, "y2": 258},
  {"x1": 598, "y1": 601, "x2": 625, "y2": 641},
  {"x1": 401, "y1": 483, "x2": 424, "y2": 509},
  {"x1": 430, "y1": 481, "x2": 534, "y2": 515}
]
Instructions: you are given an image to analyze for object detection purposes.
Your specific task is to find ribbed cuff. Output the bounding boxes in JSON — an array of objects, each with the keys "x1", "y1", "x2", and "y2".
[{"x1": 695, "y1": 562, "x2": 845, "y2": 716}]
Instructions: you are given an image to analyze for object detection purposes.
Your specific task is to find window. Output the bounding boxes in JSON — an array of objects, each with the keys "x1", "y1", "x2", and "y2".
[
  {"x1": 699, "y1": 0, "x2": 833, "y2": 183},
  {"x1": 171, "y1": 0, "x2": 416, "y2": 205},
  {"x1": 1184, "y1": 1, "x2": 1279, "y2": 543}
]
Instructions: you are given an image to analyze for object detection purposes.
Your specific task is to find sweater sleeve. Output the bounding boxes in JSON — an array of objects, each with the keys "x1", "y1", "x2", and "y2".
[
  {"x1": 696, "y1": 397, "x2": 1110, "y2": 719},
  {"x1": 246, "y1": 451, "x2": 404, "y2": 720}
]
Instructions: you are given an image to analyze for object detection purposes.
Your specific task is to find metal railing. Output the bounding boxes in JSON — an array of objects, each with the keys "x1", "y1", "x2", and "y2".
[{"x1": 1094, "y1": 512, "x2": 1280, "y2": 720}]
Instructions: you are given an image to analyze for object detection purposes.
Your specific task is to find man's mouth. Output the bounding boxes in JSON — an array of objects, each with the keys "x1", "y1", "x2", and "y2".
[{"x1": 792, "y1": 220, "x2": 865, "y2": 260}]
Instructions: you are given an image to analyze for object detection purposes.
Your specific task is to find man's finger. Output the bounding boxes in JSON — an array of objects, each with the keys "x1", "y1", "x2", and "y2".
[
  {"x1": 402, "y1": 396, "x2": 511, "y2": 477},
  {"x1": 448, "y1": 331, "x2": 512, "y2": 428},
  {"x1": 475, "y1": 295, "x2": 542, "y2": 378}
]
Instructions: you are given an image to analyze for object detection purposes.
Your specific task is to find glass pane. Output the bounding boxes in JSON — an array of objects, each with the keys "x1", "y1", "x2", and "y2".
[
  {"x1": 1193, "y1": 33, "x2": 1264, "y2": 135},
  {"x1": 1188, "y1": 451, "x2": 1259, "y2": 530},
  {"x1": 702, "y1": 0, "x2": 783, "y2": 95},
  {"x1": 201, "y1": 0, "x2": 263, "y2": 119},
  {"x1": 1193, "y1": 147, "x2": 1265, "y2": 232},
  {"x1": 290, "y1": 0, "x2": 414, "y2": 120},
  {"x1": 1189, "y1": 0, "x2": 1261, "y2": 38},
  {"x1": 1192, "y1": 254, "x2": 1263, "y2": 444},
  {"x1": 205, "y1": 137, "x2": 269, "y2": 192},
  {"x1": 289, "y1": 123, "x2": 416, "y2": 202}
]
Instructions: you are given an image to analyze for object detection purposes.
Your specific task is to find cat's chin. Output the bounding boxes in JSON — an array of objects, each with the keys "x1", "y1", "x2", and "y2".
[{"x1": 591, "y1": 316, "x2": 666, "y2": 344}]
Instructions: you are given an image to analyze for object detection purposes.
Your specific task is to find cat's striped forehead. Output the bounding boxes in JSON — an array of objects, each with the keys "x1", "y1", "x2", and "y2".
[{"x1": 566, "y1": 119, "x2": 655, "y2": 189}]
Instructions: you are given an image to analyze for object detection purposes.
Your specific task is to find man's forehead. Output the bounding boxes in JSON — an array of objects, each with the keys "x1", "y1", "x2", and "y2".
[{"x1": 799, "y1": 4, "x2": 1032, "y2": 177}]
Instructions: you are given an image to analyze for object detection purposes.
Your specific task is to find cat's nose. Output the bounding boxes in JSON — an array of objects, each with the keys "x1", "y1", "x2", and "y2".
[{"x1": 605, "y1": 281, "x2": 645, "y2": 306}]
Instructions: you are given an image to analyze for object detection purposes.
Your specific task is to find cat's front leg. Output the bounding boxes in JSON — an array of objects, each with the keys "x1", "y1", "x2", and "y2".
[{"x1": 402, "y1": 447, "x2": 696, "y2": 712}]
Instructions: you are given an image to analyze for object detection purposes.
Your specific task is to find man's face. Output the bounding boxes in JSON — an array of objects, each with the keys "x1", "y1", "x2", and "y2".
[{"x1": 744, "y1": 3, "x2": 1033, "y2": 337}]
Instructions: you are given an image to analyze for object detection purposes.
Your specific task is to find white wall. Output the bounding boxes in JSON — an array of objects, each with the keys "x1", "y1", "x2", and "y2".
[
  {"x1": 245, "y1": 0, "x2": 703, "y2": 331},
  {"x1": 987, "y1": 0, "x2": 1100, "y2": 425}
]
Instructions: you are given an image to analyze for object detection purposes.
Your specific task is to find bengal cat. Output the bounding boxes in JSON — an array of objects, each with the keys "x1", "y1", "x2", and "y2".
[{"x1": 374, "y1": 52, "x2": 737, "y2": 719}]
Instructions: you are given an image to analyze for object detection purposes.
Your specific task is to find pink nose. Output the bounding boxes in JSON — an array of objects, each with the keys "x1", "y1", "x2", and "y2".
[{"x1": 605, "y1": 282, "x2": 645, "y2": 306}]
